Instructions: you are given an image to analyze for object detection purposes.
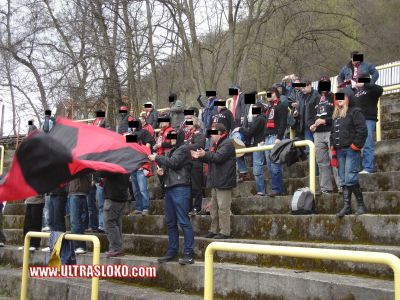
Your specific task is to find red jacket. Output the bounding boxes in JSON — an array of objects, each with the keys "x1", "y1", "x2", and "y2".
[
  {"x1": 143, "y1": 123, "x2": 154, "y2": 136},
  {"x1": 157, "y1": 126, "x2": 174, "y2": 156}
]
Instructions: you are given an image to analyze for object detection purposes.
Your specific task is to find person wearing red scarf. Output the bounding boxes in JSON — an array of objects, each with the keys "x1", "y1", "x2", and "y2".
[
  {"x1": 264, "y1": 88, "x2": 288, "y2": 197},
  {"x1": 191, "y1": 123, "x2": 236, "y2": 239}
]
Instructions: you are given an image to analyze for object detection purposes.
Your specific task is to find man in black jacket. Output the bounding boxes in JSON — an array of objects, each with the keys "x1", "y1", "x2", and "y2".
[
  {"x1": 235, "y1": 104, "x2": 267, "y2": 195},
  {"x1": 149, "y1": 130, "x2": 195, "y2": 265},
  {"x1": 192, "y1": 123, "x2": 236, "y2": 239},
  {"x1": 349, "y1": 73, "x2": 383, "y2": 174},
  {"x1": 211, "y1": 102, "x2": 235, "y2": 133},
  {"x1": 102, "y1": 172, "x2": 130, "y2": 258},
  {"x1": 264, "y1": 87, "x2": 288, "y2": 196}
]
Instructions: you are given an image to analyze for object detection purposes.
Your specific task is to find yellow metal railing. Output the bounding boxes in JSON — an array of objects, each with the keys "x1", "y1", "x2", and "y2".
[
  {"x1": 235, "y1": 140, "x2": 315, "y2": 194},
  {"x1": 377, "y1": 84, "x2": 400, "y2": 142},
  {"x1": 0, "y1": 145, "x2": 4, "y2": 175},
  {"x1": 21, "y1": 232, "x2": 101, "y2": 300},
  {"x1": 204, "y1": 242, "x2": 400, "y2": 300}
]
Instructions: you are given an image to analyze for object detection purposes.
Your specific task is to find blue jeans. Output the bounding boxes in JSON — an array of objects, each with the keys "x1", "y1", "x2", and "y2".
[
  {"x1": 304, "y1": 129, "x2": 314, "y2": 155},
  {"x1": 42, "y1": 194, "x2": 51, "y2": 228},
  {"x1": 265, "y1": 135, "x2": 284, "y2": 193},
  {"x1": 164, "y1": 186, "x2": 194, "y2": 257},
  {"x1": 86, "y1": 186, "x2": 98, "y2": 229},
  {"x1": 337, "y1": 147, "x2": 361, "y2": 187},
  {"x1": 253, "y1": 150, "x2": 265, "y2": 194},
  {"x1": 237, "y1": 156, "x2": 247, "y2": 173},
  {"x1": 70, "y1": 195, "x2": 87, "y2": 249},
  {"x1": 48, "y1": 194, "x2": 67, "y2": 232},
  {"x1": 96, "y1": 184, "x2": 104, "y2": 229},
  {"x1": 131, "y1": 170, "x2": 150, "y2": 211},
  {"x1": 362, "y1": 120, "x2": 376, "y2": 172}
]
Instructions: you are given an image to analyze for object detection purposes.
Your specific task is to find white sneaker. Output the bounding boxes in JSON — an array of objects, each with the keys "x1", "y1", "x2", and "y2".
[
  {"x1": 18, "y1": 246, "x2": 36, "y2": 251},
  {"x1": 18, "y1": 246, "x2": 23, "y2": 250},
  {"x1": 359, "y1": 170, "x2": 370, "y2": 174},
  {"x1": 0, "y1": 242, "x2": 4, "y2": 247},
  {"x1": 74, "y1": 248, "x2": 86, "y2": 255},
  {"x1": 41, "y1": 247, "x2": 50, "y2": 252},
  {"x1": 41, "y1": 226, "x2": 51, "y2": 232}
]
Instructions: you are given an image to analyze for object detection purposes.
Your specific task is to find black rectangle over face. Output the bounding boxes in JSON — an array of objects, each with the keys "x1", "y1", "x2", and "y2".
[
  {"x1": 252, "y1": 107, "x2": 261, "y2": 115},
  {"x1": 185, "y1": 120, "x2": 193, "y2": 125},
  {"x1": 96, "y1": 111, "x2": 105, "y2": 117},
  {"x1": 158, "y1": 117, "x2": 170, "y2": 123},
  {"x1": 244, "y1": 93, "x2": 256, "y2": 104},
  {"x1": 207, "y1": 129, "x2": 218, "y2": 136},
  {"x1": 357, "y1": 77, "x2": 371, "y2": 83},
  {"x1": 266, "y1": 92, "x2": 272, "y2": 98},
  {"x1": 292, "y1": 83, "x2": 306, "y2": 88},
  {"x1": 169, "y1": 95, "x2": 176, "y2": 102},
  {"x1": 126, "y1": 135, "x2": 138, "y2": 143},
  {"x1": 166, "y1": 133, "x2": 177, "y2": 140},
  {"x1": 335, "y1": 93, "x2": 345, "y2": 100},
  {"x1": 184, "y1": 109, "x2": 194, "y2": 115},
  {"x1": 319, "y1": 81, "x2": 331, "y2": 92},
  {"x1": 45, "y1": 110, "x2": 51, "y2": 116},
  {"x1": 144, "y1": 104, "x2": 152, "y2": 108},
  {"x1": 128, "y1": 120, "x2": 140, "y2": 128},
  {"x1": 215, "y1": 100, "x2": 226, "y2": 107},
  {"x1": 119, "y1": 110, "x2": 128, "y2": 113},
  {"x1": 352, "y1": 53, "x2": 364, "y2": 62},
  {"x1": 206, "y1": 90, "x2": 216, "y2": 97},
  {"x1": 28, "y1": 121, "x2": 33, "y2": 125},
  {"x1": 229, "y1": 88, "x2": 239, "y2": 96}
]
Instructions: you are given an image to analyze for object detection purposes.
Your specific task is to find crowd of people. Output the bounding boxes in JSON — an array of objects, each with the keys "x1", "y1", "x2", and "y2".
[{"x1": 0, "y1": 51, "x2": 384, "y2": 265}]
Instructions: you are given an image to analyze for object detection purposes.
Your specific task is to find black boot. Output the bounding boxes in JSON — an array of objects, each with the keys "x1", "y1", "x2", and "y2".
[
  {"x1": 352, "y1": 184, "x2": 366, "y2": 215},
  {"x1": 336, "y1": 186, "x2": 352, "y2": 217}
]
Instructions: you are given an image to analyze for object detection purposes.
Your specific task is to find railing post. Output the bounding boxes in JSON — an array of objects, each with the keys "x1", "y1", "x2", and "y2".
[
  {"x1": 20, "y1": 234, "x2": 32, "y2": 300},
  {"x1": 307, "y1": 141, "x2": 316, "y2": 195},
  {"x1": 0, "y1": 145, "x2": 4, "y2": 175},
  {"x1": 91, "y1": 236, "x2": 101, "y2": 300},
  {"x1": 377, "y1": 97, "x2": 381, "y2": 142},
  {"x1": 204, "y1": 245, "x2": 215, "y2": 300}
]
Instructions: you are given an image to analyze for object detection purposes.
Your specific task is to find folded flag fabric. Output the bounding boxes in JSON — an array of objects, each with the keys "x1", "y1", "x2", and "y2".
[{"x1": 0, "y1": 118, "x2": 150, "y2": 201}]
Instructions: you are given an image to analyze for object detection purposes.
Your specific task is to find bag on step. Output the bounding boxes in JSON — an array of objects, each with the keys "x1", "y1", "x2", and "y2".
[{"x1": 290, "y1": 187, "x2": 316, "y2": 215}]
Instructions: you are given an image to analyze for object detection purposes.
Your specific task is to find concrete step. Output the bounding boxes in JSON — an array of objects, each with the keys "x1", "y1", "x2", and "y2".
[
  {"x1": 0, "y1": 267, "x2": 202, "y2": 300},
  {"x1": 6, "y1": 214, "x2": 400, "y2": 246},
  {"x1": 375, "y1": 138, "x2": 400, "y2": 154},
  {"x1": 382, "y1": 128, "x2": 400, "y2": 140},
  {"x1": 0, "y1": 250, "x2": 394, "y2": 299},
  {"x1": 382, "y1": 120, "x2": 400, "y2": 131}
]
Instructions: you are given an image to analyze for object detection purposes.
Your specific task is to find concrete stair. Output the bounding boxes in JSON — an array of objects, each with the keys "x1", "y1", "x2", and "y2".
[{"x1": 0, "y1": 92, "x2": 399, "y2": 299}]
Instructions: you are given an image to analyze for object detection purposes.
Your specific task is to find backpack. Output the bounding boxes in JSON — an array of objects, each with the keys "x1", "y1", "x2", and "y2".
[{"x1": 290, "y1": 187, "x2": 316, "y2": 215}]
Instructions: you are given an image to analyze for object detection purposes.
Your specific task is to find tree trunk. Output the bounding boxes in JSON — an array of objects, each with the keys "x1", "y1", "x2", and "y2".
[{"x1": 146, "y1": 0, "x2": 159, "y2": 106}]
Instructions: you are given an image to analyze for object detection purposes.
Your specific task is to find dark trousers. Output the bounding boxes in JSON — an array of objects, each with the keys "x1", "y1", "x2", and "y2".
[
  {"x1": 0, "y1": 213, "x2": 6, "y2": 243},
  {"x1": 49, "y1": 194, "x2": 67, "y2": 232},
  {"x1": 23, "y1": 203, "x2": 45, "y2": 248},
  {"x1": 164, "y1": 186, "x2": 194, "y2": 257},
  {"x1": 190, "y1": 162, "x2": 203, "y2": 211},
  {"x1": 86, "y1": 186, "x2": 98, "y2": 229}
]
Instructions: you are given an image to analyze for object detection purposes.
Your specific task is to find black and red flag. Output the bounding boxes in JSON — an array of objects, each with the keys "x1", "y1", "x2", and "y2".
[{"x1": 0, "y1": 118, "x2": 150, "y2": 201}]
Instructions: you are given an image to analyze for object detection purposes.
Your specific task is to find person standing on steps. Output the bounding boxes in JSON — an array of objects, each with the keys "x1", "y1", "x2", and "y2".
[
  {"x1": 191, "y1": 123, "x2": 236, "y2": 239},
  {"x1": 149, "y1": 130, "x2": 195, "y2": 265},
  {"x1": 331, "y1": 92, "x2": 368, "y2": 217}
]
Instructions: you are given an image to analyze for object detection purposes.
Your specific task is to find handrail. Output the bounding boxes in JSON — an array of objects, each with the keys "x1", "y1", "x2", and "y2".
[
  {"x1": 73, "y1": 118, "x2": 96, "y2": 123},
  {"x1": 21, "y1": 232, "x2": 101, "y2": 300},
  {"x1": 0, "y1": 145, "x2": 4, "y2": 175},
  {"x1": 204, "y1": 242, "x2": 400, "y2": 300},
  {"x1": 235, "y1": 140, "x2": 315, "y2": 194},
  {"x1": 377, "y1": 84, "x2": 400, "y2": 142}
]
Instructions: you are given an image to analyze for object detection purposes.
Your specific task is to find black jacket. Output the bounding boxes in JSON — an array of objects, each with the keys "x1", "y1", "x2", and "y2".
[
  {"x1": 232, "y1": 93, "x2": 247, "y2": 127},
  {"x1": 102, "y1": 173, "x2": 130, "y2": 202},
  {"x1": 186, "y1": 131, "x2": 206, "y2": 151},
  {"x1": 155, "y1": 144, "x2": 192, "y2": 188},
  {"x1": 212, "y1": 107, "x2": 235, "y2": 133},
  {"x1": 351, "y1": 83, "x2": 383, "y2": 121},
  {"x1": 330, "y1": 107, "x2": 368, "y2": 149},
  {"x1": 146, "y1": 110, "x2": 159, "y2": 129},
  {"x1": 306, "y1": 92, "x2": 335, "y2": 133},
  {"x1": 239, "y1": 114, "x2": 266, "y2": 145},
  {"x1": 292, "y1": 88, "x2": 319, "y2": 135},
  {"x1": 265, "y1": 101, "x2": 288, "y2": 140},
  {"x1": 200, "y1": 135, "x2": 236, "y2": 189},
  {"x1": 133, "y1": 121, "x2": 155, "y2": 148}
]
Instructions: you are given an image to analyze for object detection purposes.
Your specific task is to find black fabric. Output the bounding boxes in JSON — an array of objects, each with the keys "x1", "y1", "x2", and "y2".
[
  {"x1": 118, "y1": 113, "x2": 130, "y2": 134},
  {"x1": 351, "y1": 83, "x2": 384, "y2": 121},
  {"x1": 146, "y1": 110, "x2": 159, "y2": 129},
  {"x1": 239, "y1": 114, "x2": 266, "y2": 145},
  {"x1": 155, "y1": 144, "x2": 192, "y2": 188},
  {"x1": 330, "y1": 107, "x2": 368, "y2": 149},
  {"x1": 306, "y1": 92, "x2": 335, "y2": 132},
  {"x1": 23, "y1": 203, "x2": 45, "y2": 248},
  {"x1": 201, "y1": 136, "x2": 237, "y2": 189},
  {"x1": 212, "y1": 107, "x2": 235, "y2": 133},
  {"x1": 265, "y1": 102, "x2": 288, "y2": 140},
  {"x1": 134, "y1": 129, "x2": 155, "y2": 148},
  {"x1": 292, "y1": 88, "x2": 319, "y2": 136},
  {"x1": 102, "y1": 173, "x2": 130, "y2": 202}
]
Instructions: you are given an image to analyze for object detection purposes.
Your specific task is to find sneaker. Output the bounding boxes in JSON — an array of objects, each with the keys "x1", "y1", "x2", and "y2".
[
  {"x1": 321, "y1": 190, "x2": 333, "y2": 195},
  {"x1": 204, "y1": 232, "x2": 217, "y2": 239},
  {"x1": 179, "y1": 255, "x2": 195, "y2": 265},
  {"x1": 18, "y1": 246, "x2": 37, "y2": 251},
  {"x1": 142, "y1": 209, "x2": 149, "y2": 216},
  {"x1": 338, "y1": 187, "x2": 343, "y2": 194},
  {"x1": 157, "y1": 254, "x2": 178, "y2": 263},
  {"x1": 75, "y1": 248, "x2": 86, "y2": 255},
  {"x1": 85, "y1": 228, "x2": 95, "y2": 233},
  {"x1": 41, "y1": 226, "x2": 51, "y2": 232},
  {"x1": 268, "y1": 191, "x2": 282, "y2": 197},
  {"x1": 97, "y1": 227, "x2": 105, "y2": 234},
  {"x1": 41, "y1": 247, "x2": 50, "y2": 252},
  {"x1": 256, "y1": 193, "x2": 265, "y2": 197},
  {"x1": 359, "y1": 170, "x2": 370, "y2": 174},
  {"x1": 214, "y1": 233, "x2": 231, "y2": 239},
  {"x1": 0, "y1": 242, "x2": 4, "y2": 247},
  {"x1": 106, "y1": 250, "x2": 125, "y2": 258}
]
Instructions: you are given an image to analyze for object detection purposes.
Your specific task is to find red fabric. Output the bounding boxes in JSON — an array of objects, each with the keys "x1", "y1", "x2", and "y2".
[
  {"x1": 265, "y1": 99, "x2": 280, "y2": 129},
  {"x1": 143, "y1": 124, "x2": 154, "y2": 136},
  {"x1": 352, "y1": 62, "x2": 360, "y2": 81},
  {"x1": 92, "y1": 117, "x2": 104, "y2": 127},
  {"x1": 350, "y1": 143, "x2": 361, "y2": 151},
  {"x1": 157, "y1": 126, "x2": 174, "y2": 156},
  {"x1": 0, "y1": 117, "x2": 150, "y2": 202},
  {"x1": 330, "y1": 146, "x2": 338, "y2": 167},
  {"x1": 231, "y1": 95, "x2": 238, "y2": 118}
]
